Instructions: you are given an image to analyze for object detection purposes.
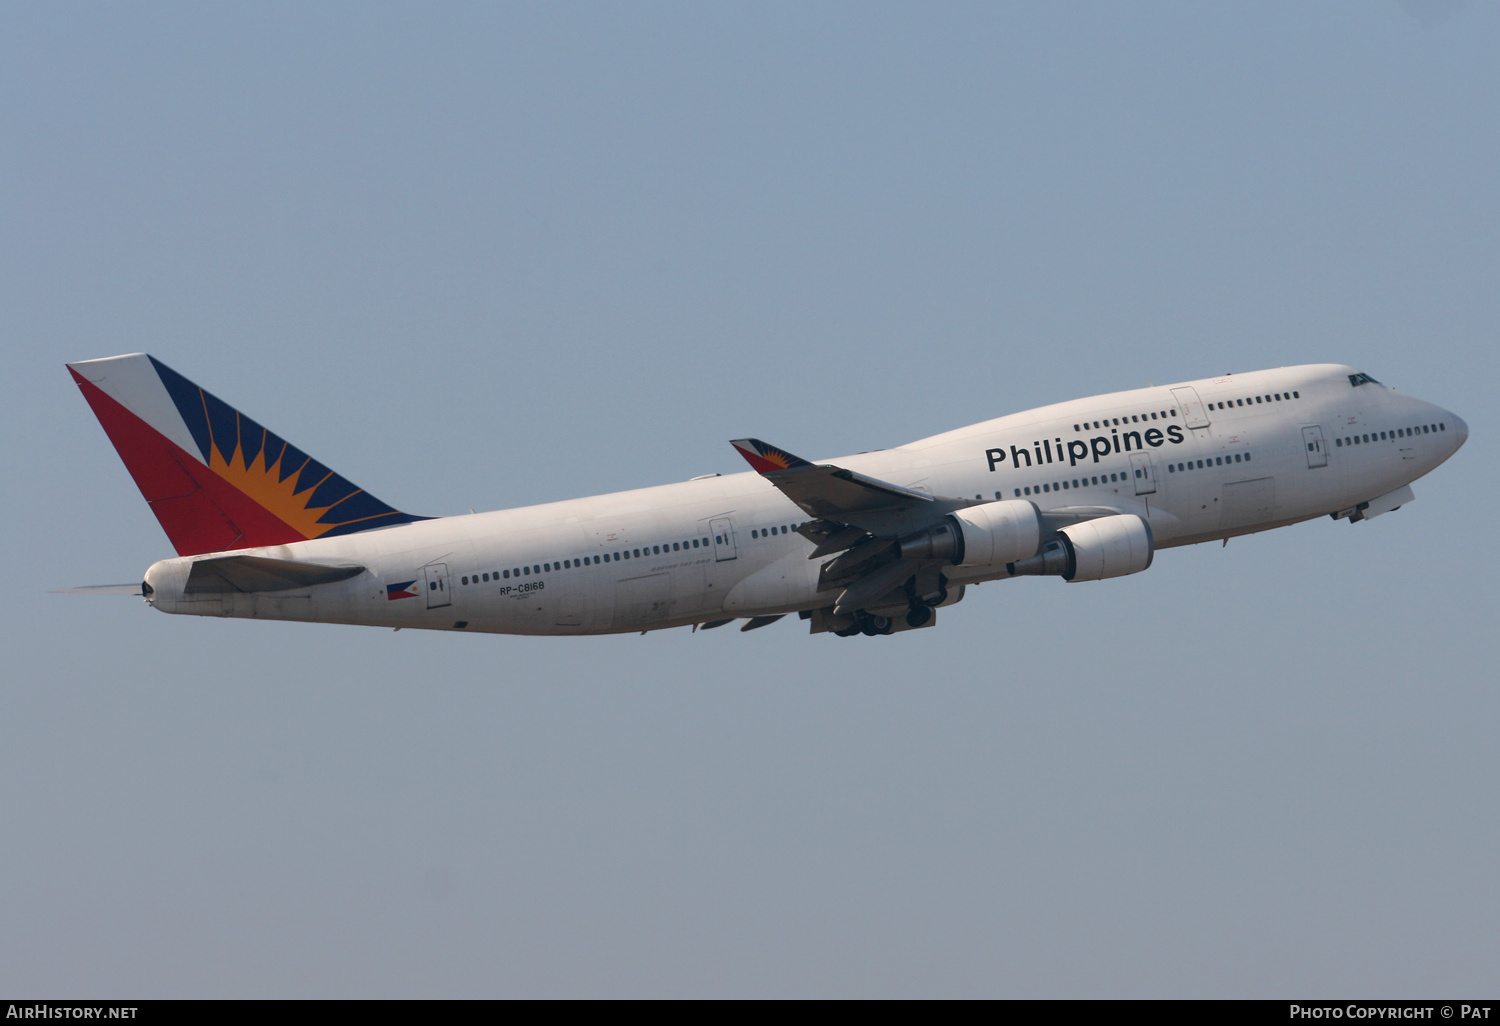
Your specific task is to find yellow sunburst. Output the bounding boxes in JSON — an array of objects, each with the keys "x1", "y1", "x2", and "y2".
[{"x1": 206, "y1": 427, "x2": 344, "y2": 540}]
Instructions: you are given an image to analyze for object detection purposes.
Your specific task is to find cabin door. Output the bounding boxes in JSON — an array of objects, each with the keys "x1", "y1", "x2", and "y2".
[
  {"x1": 1301, "y1": 426, "x2": 1328, "y2": 469},
  {"x1": 424, "y1": 563, "x2": 451, "y2": 609},
  {"x1": 1170, "y1": 386, "x2": 1211, "y2": 429},
  {"x1": 1129, "y1": 452, "x2": 1157, "y2": 495},
  {"x1": 710, "y1": 516, "x2": 738, "y2": 562}
]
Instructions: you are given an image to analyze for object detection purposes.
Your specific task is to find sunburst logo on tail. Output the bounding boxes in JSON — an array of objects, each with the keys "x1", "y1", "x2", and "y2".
[{"x1": 151, "y1": 356, "x2": 427, "y2": 541}]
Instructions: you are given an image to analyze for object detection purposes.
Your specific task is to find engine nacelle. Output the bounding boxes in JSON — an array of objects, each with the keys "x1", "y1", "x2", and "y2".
[
  {"x1": 896, "y1": 500, "x2": 1042, "y2": 568},
  {"x1": 1006, "y1": 513, "x2": 1154, "y2": 581}
]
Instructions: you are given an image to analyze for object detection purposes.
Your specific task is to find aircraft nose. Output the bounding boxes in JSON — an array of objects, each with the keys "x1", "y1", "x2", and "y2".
[{"x1": 1450, "y1": 413, "x2": 1469, "y2": 449}]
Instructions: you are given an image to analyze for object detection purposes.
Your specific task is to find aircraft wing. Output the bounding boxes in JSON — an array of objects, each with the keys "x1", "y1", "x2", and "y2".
[
  {"x1": 731, "y1": 437, "x2": 978, "y2": 612},
  {"x1": 729, "y1": 437, "x2": 971, "y2": 528}
]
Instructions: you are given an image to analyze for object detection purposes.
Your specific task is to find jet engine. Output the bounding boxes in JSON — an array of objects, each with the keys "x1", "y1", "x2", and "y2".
[
  {"x1": 896, "y1": 500, "x2": 1042, "y2": 568},
  {"x1": 1005, "y1": 513, "x2": 1153, "y2": 582}
]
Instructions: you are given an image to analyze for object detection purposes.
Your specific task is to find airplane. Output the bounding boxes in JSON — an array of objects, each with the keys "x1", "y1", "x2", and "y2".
[{"x1": 66, "y1": 355, "x2": 1467, "y2": 638}]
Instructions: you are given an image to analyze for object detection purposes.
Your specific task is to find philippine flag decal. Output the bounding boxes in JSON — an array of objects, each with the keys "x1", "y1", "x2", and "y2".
[{"x1": 386, "y1": 580, "x2": 420, "y2": 601}]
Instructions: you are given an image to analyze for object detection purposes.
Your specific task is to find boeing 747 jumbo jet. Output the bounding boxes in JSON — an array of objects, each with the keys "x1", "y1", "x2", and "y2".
[{"x1": 68, "y1": 356, "x2": 1466, "y2": 638}]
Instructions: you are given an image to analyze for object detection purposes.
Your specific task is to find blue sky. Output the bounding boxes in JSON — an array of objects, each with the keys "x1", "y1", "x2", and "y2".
[{"x1": 2, "y1": 1, "x2": 1496, "y2": 997}]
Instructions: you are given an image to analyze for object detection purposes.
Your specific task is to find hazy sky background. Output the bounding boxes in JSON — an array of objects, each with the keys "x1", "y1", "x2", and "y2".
[{"x1": 2, "y1": 1, "x2": 1496, "y2": 998}]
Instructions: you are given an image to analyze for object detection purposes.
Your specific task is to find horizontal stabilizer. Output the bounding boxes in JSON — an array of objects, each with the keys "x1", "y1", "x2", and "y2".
[
  {"x1": 52, "y1": 584, "x2": 144, "y2": 597},
  {"x1": 184, "y1": 555, "x2": 366, "y2": 595}
]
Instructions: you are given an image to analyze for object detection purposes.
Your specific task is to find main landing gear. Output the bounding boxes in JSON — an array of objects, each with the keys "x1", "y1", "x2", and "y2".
[
  {"x1": 834, "y1": 611, "x2": 894, "y2": 637},
  {"x1": 831, "y1": 573, "x2": 950, "y2": 637},
  {"x1": 902, "y1": 572, "x2": 946, "y2": 628}
]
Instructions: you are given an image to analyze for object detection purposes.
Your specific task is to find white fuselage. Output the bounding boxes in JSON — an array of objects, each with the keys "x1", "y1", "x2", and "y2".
[{"x1": 141, "y1": 364, "x2": 1467, "y2": 635}]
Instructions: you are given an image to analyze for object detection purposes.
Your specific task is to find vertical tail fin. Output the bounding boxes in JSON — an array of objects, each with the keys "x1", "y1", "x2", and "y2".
[{"x1": 68, "y1": 354, "x2": 428, "y2": 556}]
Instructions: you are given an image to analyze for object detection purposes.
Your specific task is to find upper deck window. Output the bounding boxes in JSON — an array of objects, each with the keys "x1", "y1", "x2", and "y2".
[{"x1": 1349, "y1": 372, "x2": 1381, "y2": 387}]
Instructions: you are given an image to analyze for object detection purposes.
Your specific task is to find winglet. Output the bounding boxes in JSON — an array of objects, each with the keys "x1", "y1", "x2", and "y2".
[{"x1": 730, "y1": 438, "x2": 814, "y2": 475}]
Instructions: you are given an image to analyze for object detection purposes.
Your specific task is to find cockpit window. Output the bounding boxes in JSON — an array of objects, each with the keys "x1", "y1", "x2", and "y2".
[{"x1": 1349, "y1": 372, "x2": 1381, "y2": 387}]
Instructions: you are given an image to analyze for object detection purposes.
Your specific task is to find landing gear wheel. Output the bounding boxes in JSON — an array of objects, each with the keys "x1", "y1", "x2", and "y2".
[
  {"x1": 910, "y1": 572, "x2": 949, "y2": 609},
  {"x1": 857, "y1": 612, "x2": 893, "y2": 637},
  {"x1": 834, "y1": 625, "x2": 862, "y2": 637},
  {"x1": 905, "y1": 604, "x2": 933, "y2": 628}
]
